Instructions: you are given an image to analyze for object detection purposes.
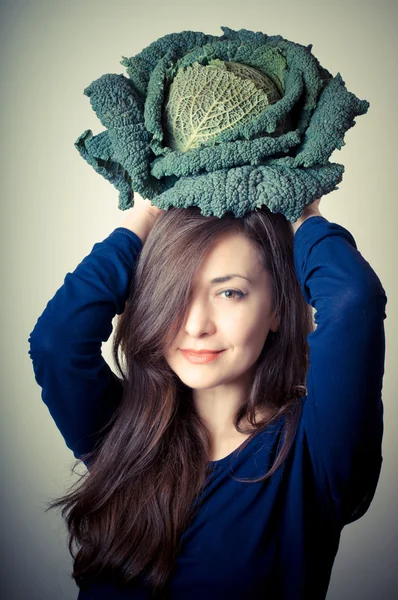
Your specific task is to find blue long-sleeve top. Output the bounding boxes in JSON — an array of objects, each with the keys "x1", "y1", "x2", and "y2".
[{"x1": 28, "y1": 216, "x2": 387, "y2": 600}]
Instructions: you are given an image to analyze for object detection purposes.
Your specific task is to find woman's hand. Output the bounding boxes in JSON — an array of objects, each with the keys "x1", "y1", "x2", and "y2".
[
  {"x1": 291, "y1": 198, "x2": 323, "y2": 235},
  {"x1": 132, "y1": 195, "x2": 164, "y2": 219},
  {"x1": 119, "y1": 195, "x2": 165, "y2": 244}
]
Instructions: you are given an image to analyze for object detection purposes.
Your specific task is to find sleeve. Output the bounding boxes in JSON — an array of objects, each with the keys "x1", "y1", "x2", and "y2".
[
  {"x1": 27, "y1": 227, "x2": 143, "y2": 466},
  {"x1": 293, "y1": 216, "x2": 387, "y2": 527}
]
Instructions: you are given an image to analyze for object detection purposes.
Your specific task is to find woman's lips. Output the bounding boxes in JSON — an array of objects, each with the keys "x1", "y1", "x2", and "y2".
[{"x1": 180, "y1": 349, "x2": 225, "y2": 364}]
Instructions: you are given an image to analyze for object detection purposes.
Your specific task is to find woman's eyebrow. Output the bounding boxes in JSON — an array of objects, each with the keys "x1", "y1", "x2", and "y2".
[{"x1": 210, "y1": 274, "x2": 252, "y2": 284}]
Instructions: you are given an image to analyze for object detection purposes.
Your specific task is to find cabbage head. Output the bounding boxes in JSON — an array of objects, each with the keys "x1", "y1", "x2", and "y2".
[
  {"x1": 75, "y1": 26, "x2": 370, "y2": 221},
  {"x1": 163, "y1": 59, "x2": 291, "y2": 152}
]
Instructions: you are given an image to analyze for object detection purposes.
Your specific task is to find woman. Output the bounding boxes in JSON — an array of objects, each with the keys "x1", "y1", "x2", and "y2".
[{"x1": 28, "y1": 196, "x2": 387, "y2": 599}]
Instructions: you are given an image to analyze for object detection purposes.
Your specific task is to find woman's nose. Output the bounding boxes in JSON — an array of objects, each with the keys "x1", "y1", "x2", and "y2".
[{"x1": 183, "y1": 297, "x2": 216, "y2": 338}]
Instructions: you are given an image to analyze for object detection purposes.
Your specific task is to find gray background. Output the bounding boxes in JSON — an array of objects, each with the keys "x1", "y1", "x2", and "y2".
[{"x1": 1, "y1": 0, "x2": 397, "y2": 598}]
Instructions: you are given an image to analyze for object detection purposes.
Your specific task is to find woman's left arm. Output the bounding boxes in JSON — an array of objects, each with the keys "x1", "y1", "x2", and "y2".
[{"x1": 294, "y1": 214, "x2": 388, "y2": 527}]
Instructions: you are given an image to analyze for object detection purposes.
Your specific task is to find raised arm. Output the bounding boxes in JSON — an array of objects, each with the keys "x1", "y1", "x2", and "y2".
[
  {"x1": 293, "y1": 216, "x2": 387, "y2": 527},
  {"x1": 27, "y1": 204, "x2": 162, "y2": 467}
]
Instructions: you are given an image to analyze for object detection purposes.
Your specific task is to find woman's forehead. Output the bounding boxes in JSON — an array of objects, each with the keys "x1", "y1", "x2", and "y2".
[{"x1": 194, "y1": 233, "x2": 265, "y2": 283}]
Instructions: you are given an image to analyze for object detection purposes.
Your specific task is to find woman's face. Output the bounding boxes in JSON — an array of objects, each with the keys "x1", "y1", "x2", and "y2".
[{"x1": 163, "y1": 231, "x2": 279, "y2": 393}]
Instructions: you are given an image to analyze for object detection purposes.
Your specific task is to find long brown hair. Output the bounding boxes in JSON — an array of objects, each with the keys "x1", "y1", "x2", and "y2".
[{"x1": 45, "y1": 205, "x2": 314, "y2": 596}]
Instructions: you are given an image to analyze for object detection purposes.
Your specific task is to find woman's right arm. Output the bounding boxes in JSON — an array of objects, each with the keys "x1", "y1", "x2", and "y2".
[{"x1": 27, "y1": 206, "x2": 161, "y2": 466}]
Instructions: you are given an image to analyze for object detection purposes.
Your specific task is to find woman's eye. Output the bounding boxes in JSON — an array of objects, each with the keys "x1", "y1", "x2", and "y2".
[{"x1": 217, "y1": 289, "x2": 246, "y2": 300}]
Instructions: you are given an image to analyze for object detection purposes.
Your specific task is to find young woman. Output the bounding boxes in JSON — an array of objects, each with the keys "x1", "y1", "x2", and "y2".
[{"x1": 28, "y1": 197, "x2": 387, "y2": 599}]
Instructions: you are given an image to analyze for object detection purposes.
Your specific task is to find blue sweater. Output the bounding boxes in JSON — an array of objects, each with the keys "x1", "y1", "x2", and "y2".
[{"x1": 28, "y1": 216, "x2": 387, "y2": 599}]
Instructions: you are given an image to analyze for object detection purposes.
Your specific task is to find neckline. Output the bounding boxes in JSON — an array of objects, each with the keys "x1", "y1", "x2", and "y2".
[
  {"x1": 207, "y1": 433, "x2": 256, "y2": 467},
  {"x1": 206, "y1": 414, "x2": 286, "y2": 468}
]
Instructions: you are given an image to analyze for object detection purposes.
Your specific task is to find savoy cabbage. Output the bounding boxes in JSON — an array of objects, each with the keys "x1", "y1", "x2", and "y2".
[{"x1": 75, "y1": 26, "x2": 370, "y2": 221}]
